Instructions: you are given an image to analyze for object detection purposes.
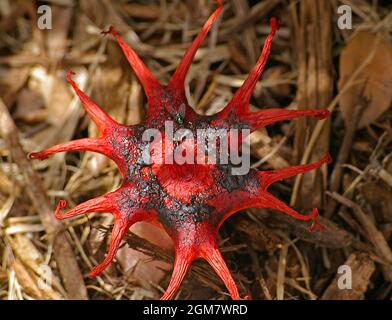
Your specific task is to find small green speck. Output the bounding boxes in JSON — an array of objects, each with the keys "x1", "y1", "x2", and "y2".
[{"x1": 175, "y1": 113, "x2": 184, "y2": 125}]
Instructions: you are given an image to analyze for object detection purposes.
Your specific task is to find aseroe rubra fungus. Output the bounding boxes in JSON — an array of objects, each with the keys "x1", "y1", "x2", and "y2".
[{"x1": 29, "y1": 0, "x2": 331, "y2": 300}]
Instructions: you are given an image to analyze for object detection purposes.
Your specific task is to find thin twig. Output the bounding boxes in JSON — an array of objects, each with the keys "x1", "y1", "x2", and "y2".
[{"x1": 0, "y1": 97, "x2": 88, "y2": 299}]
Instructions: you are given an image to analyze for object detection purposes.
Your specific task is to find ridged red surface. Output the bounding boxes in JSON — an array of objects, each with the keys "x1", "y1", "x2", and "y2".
[{"x1": 29, "y1": 0, "x2": 331, "y2": 300}]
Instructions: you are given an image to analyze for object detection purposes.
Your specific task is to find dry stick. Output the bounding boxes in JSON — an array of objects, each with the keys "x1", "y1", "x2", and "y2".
[
  {"x1": 243, "y1": 238, "x2": 272, "y2": 300},
  {"x1": 368, "y1": 162, "x2": 392, "y2": 188},
  {"x1": 325, "y1": 96, "x2": 368, "y2": 218},
  {"x1": 342, "y1": 132, "x2": 390, "y2": 196},
  {"x1": 218, "y1": 0, "x2": 281, "y2": 41},
  {"x1": 290, "y1": 39, "x2": 379, "y2": 206},
  {"x1": 276, "y1": 231, "x2": 317, "y2": 300},
  {"x1": 140, "y1": 0, "x2": 180, "y2": 40},
  {"x1": 0, "y1": 98, "x2": 88, "y2": 299},
  {"x1": 327, "y1": 191, "x2": 392, "y2": 282},
  {"x1": 276, "y1": 242, "x2": 288, "y2": 300},
  {"x1": 231, "y1": 0, "x2": 258, "y2": 65}
]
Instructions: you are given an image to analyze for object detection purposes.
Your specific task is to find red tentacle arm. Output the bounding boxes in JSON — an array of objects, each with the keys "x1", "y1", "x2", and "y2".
[
  {"x1": 168, "y1": 0, "x2": 223, "y2": 91},
  {"x1": 28, "y1": 134, "x2": 134, "y2": 179},
  {"x1": 214, "y1": 17, "x2": 328, "y2": 132},
  {"x1": 28, "y1": 138, "x2": 110, "y2": 160},
  {"x1": 260, "y1": 193, "x2": 324, "y2": 232},
  {"x1": 66, "y1": 71, "x2": 118, "y2": 134},
  {"x1": 160, "y1": 246, "x2": 195, "y2": 300},
  {"x1": 89, "y1": 218, "x2": 132, "y2": 277},
  {"x1": 156, "y1": 0, "x2": 223, "y2": 120},
  {"x1": 161, "y1": 221, "x2": 241, "y2": 300},
  {"x1": 256, "y1": 155, "x2": 332, "y2": 231},
  {"x1": 54, "y1": 193, "x2": 129, "y2": 276},
  {"x1": 219, "y1": 17, "x2": 279, "y2": 118},
  {"x1": 260, "y1": 153, "x2": 332, "y2": 188},
  {"x1": 211, "y1": 155, "x2": 331, "y2": 231},
  {"x1": 102, "y1": 26, "x2": 162, "y2": 100},
  {"x1": 29, "y1": 71, "x2": 133, "y2": 177},
  {"x1": 243, "y1": 108, "x2": 330, "y2": 132},
  {"x1": 200, "y1": 239, "x2": 240, "y2": 300},
  {"x1": 54, "y1": 195, "x2": 114, "y2": 220},
  {"x1": 55, "y1": 188, "x2": 156, "y2": 277}
]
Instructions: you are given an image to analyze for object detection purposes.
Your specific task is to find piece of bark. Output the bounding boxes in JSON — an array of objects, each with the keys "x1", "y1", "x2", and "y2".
[
  {"x1": 321, "y1": 252, "x2": 375, "y2": 300},
  {"x1": 359, "y1": 182, "x2": 392, "y2": 223},
  {"x1": 328, "y1": 192, "x2": 392, "y2": 282},
  {"x1": 261, "y1": 208, "x2": 355, "y2": 248},
  {"x1": 0, "y1": 98, "x2": 88, "y2": 299},
  {"x1": 235, "y1": 217, "x2": 282, "y2": 255}
]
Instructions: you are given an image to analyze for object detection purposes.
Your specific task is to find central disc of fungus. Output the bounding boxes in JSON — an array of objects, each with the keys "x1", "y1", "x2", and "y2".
[
  {"x1": 29, "y1": 0, "x2": 331, "y2": 300},
  {"x1": 153, "y1": 164, "x2": 215, "y2": 202}
]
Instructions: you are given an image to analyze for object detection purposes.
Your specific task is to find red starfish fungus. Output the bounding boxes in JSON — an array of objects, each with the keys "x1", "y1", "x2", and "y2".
[{"x1": 29, "y1": 0, "x2": 331, "y2": 300}]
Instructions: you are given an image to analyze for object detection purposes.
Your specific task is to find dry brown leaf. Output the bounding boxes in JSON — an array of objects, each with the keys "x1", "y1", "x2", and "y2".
[
  {"x1": 8, "y1": 234, "x2": 65, "y2": 297},
  {"x1": 9, "y1": 234, "x2": 45, "y2": 271},
  {"x1": 29, "y1": 66, "x2": 73, "y2": 125},
  {"x1": 339, "y1": 32, "x2": 392, "y2": 128},
  {"x1": 117, "y1": 222, "x2": 172, "y2": 285},
  {"x1": 13, "y1": 258, "x2": 44, "y2": 299},
  {"x1": 0, "y1": 67, "x2": 30, "y2": 106},
  {"x1": 0, "y1": 171, "x2": 14, "y2": 195},
  {"x1": 14, "y1": 89, "x2": 47, "y2": 124}
]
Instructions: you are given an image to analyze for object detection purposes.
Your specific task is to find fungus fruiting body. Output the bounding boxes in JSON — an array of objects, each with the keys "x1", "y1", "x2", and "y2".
[{"x1": 29, "y1": 1, "x2": 331, "y2": 300}]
